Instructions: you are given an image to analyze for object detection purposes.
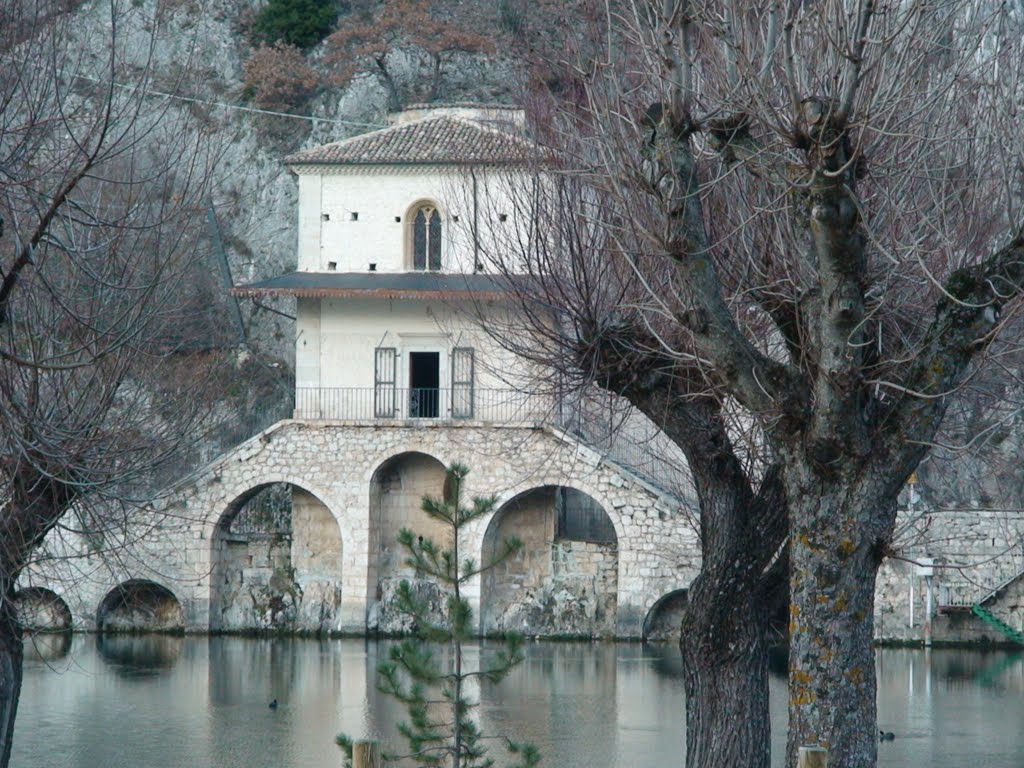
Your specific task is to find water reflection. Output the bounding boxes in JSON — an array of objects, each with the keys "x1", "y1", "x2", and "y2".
[
  {"x1": 96, "y1": 633, "x2": 183, "y2": 677},
  {"x1": 11, "y1": 637, "x2": 1024, "y2": 768},
  {"x1": 22, "y1": 631, "x2": 71, "y2": 662}
]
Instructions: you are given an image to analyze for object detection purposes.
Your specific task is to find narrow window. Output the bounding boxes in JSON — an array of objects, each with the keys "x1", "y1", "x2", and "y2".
[
  {"x1": 428, "y1": 210, "x2": 442, "y2": 270},
  {"x1": 411, "y1": 204, "x2": 442, "y2": 271}
]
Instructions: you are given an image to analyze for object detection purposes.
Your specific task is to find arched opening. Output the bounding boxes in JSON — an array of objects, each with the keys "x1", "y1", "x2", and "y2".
[
  {"x1": 642, "y1": 589, "x2": 689, "y2": 643},
  {"x1": 96, "y1": 580, "x2": 184, "y2": 633},
  {"x1": 407, "y1": 200, "x2": 442, "y2": 271},
  {"x1": 481, "y1": 486, "x2": 618, "y2": 637},
  {"x1": 367, "y1": 452, "x2": 449, "y2": 633},
  {"x1": 210, "y1": 482, "x2": 343, "y2": 633},
  {"x1": 14, "y1": 587, "x2": 72, "y2": 632}
]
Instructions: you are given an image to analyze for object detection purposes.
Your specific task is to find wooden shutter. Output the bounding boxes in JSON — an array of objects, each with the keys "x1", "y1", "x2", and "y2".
[
  {"x1": 374, "y1": 347, "x2": 397, "y2": 417},
  {"x1": 451, "y1": 347, "x2": 474, "y2": 418}
]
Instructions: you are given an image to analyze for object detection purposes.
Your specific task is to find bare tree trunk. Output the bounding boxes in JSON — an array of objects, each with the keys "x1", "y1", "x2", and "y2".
[
  {"x1": 786, "y1": 481, "x2": 892, "y2": 768},
  {"x1": 0, "y1": 581, "x2": 23, "y2": 768},
  {"x1": 680, "y1": 576, "x2": 771, "y2": 768},
  {"x1": 649, "y1": 399, "x2": 785, "y2": 768}
]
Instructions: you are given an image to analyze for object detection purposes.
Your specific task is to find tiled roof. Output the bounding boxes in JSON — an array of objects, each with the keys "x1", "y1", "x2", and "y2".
[{"x1": 285, "y1": 116, "x2": 533, "y2": 167}]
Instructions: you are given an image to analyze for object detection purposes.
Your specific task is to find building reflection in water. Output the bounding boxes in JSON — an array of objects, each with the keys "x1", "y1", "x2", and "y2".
[
  {"x1": 12, "y1": 637, "x2": 1024, "y2": 768},
  {"x1": 95, "y1": 633, "x2": 184, "y2": 678},
  {"x1": 23, "y1": 630, "x2": 72, "y2": 662}
]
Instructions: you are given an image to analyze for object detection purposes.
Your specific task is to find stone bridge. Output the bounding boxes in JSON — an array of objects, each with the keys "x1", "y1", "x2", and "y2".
[{"x1": 19, "y1": 420, "x2": 701, "y2": 640}]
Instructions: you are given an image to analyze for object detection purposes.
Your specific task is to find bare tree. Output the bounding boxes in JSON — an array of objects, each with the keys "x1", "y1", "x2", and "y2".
[
  {"x1": 477, "y1": 1, "x2": 1024, "y2": 766},
  {"x1": 0, "y1": 2, "x2": 223, "y2": 764}
]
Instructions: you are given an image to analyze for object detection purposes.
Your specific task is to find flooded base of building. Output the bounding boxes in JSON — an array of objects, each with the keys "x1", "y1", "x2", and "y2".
[{"x1": 13, "y1": 635, "x2": 1024, "y2": 768}]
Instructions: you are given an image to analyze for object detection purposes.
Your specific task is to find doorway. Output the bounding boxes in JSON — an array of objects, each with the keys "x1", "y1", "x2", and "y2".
[{"x1": 408, "y1": 351, "x2": 440, "y2": 418}]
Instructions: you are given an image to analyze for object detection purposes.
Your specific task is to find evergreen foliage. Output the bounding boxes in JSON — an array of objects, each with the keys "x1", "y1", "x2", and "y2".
[
  {"x1": 338, "y1": 463, "x2": 540, "y2": 768},
  {"x1": 252, "y1": 0, "x2": 338, "y2": 50}
]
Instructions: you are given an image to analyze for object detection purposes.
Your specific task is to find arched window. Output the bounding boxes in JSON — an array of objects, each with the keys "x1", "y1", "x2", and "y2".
[{"x1": 411, "y1": 204, "x2": 442, "y2": 271}]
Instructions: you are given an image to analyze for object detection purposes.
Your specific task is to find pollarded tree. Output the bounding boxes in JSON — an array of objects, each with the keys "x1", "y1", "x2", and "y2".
[
  {"x1": 338, "y1": 463, "x2": 539, "y2": 768},
  {"x1": 476, "y1": 1, "x2": 1024, "y2": 766},
  {"x1": 0, "y1": 2, "x2": 222, "y2": 765},
  {"x1": 467, "y1": 160, "x2": 788, "y2": 768}
]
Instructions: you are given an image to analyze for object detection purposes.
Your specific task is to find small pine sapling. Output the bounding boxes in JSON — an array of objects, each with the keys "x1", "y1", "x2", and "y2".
[{"x1": 338, "y1": 462, "x2": 540, "y2": 768}]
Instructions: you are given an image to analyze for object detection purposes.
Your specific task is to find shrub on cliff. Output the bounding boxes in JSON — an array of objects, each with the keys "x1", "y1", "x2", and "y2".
[
  {"x1": 242, "y1": 43, "x2": 321, "y2": 113},
  {"x1": 252, "y1": 0, "x2": 338, "y2": 50}
]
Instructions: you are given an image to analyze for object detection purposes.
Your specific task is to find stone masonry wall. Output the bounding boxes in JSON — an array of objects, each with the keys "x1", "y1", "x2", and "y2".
[
  {"x1": 875, "y1": 505, "x2": 1024, "y2": 644},
  {"x1": 22, "y1": 420, "x2": 699, "y2": 638}
]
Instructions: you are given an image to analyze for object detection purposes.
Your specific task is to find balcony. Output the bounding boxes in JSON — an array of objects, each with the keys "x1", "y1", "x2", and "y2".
[{"x1": 294, "y1": 387, "x2": 553, "y2": 425}]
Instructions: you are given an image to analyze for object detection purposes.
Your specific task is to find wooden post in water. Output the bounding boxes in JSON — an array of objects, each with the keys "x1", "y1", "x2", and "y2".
[
  {"x1": 797, "y1": 746, "x2": 828, "y2": 768},
  {"x1": 353, "y1": 740, "x2": 381, "y2": 768}
]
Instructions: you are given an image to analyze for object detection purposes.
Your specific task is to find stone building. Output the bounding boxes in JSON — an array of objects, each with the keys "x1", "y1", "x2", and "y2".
[
  {"x1": 15, "y1": 106, "x2": 1024, "y2": 647},
  {"x1": 15, "y1": 106, "x2": 699, "y2": 640}
]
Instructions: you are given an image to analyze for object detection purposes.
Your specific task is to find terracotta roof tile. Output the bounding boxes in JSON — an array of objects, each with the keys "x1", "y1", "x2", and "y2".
[{"x1": 285, "y1": 116, "x2": 532, "y2": 167}]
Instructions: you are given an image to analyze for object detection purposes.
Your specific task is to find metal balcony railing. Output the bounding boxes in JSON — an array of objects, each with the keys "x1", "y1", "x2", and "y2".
[
  {"x1": 938, "y1": 555, "x2": 1024, "y2": 609},
  {"x1": 294, "y1": 387, "x2": 552, "y2": 424}
]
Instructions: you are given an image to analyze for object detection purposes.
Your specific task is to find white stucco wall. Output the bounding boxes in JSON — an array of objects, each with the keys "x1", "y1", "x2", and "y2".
[
  {"x1": 293, "y1": 166, "x2": 523, "y2": 275},
  {"x1": 294, "y1": 296, "x2": 544, "y2": 421}
]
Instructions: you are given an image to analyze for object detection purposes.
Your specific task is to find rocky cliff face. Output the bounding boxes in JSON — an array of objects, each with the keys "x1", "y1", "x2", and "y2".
[
  {"x1": 26, "y1": 0, "x2": 520, "y2": 458},
  {"x1": 88, "y1": 0, "x2": 521, "y2": 368}
]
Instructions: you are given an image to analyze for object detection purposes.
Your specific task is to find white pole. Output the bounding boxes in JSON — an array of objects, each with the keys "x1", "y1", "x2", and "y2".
[
  {"x1": 909, "y1": 575, "x2": 915, "y2": 628},
  {"x1": 924, "y1": 575, "x2": 934, "y2": 647}
]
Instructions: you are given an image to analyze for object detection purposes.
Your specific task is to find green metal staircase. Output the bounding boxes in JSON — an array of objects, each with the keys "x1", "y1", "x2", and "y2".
[{"x1": 971, "y1": 604, "x2": 1024, "y2": 646}]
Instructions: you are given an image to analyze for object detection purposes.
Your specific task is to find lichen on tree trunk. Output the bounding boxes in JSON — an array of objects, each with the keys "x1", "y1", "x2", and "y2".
[{"x1": 786, "y1": 483, "x2": 893, "y2": 768}]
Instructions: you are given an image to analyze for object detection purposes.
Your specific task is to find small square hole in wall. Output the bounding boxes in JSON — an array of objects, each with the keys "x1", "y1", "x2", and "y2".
[
  {"x1": 498, "y1": 213, "x2": 508, "y2": 222},
  {"x1": 452, "y1": 215, "x2": 459, "y2": 222},
  {"x1": 474, "y1": 262, "x2": 485, "y2": 272},
  {"x1": 394, "y1": 216, "x2": 401, "y2": 223},
  {"x1": 327, "y1": 261, "x2": 337, "y2": 271},
  {"x1": 321, "y1": 212, "x2": 330, "y2": 221},
  {"x1": 369, "y1": 263, "x2": 377, "y2": 272},
  {"x1": 351, "y1": 212, "x2": 359, "y2": 221}
]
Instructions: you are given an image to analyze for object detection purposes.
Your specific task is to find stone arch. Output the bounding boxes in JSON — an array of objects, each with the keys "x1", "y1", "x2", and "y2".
[
  {"x1": 209, "y1": 480, "x2": 343, "y2": 633},
  {"x1": 96, "y1": 580, "x2": 184, "y2": 633},
  {"x1": 480, "y1": 485, "x2": 618, "y2": 637},
  {"x1": 642, "y1": 589, "x2": 689, "y2": 642},
  {"x1": 363, "y1": 443, "x2": 455, "y2": 487},
  {"x1": 14, "y1": 587, "x2": 72, "y2": 632},
  {"x1": 492, "y1": 472, "x2": 628, "y2": 549},
  {"x1": 367, "y1": 450, "x2": 449, "y2": 632}
]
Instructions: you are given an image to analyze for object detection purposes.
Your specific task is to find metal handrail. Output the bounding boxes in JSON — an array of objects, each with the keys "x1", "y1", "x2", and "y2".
[{"x1": 294, "y1": 387, "x2": 550, "y2": 424}]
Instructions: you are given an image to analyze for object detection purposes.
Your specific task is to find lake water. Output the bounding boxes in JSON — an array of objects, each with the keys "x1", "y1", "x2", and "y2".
[{"x1": 12, "y1": 635, "x2": 1024, "y2": 767}]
